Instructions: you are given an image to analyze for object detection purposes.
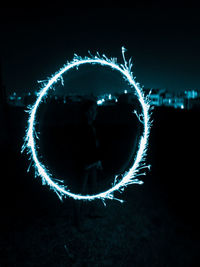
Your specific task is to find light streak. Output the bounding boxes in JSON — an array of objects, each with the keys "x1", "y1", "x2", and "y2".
[{"x1": 22, "y1": 48, "x2": 152, "y2": 203}]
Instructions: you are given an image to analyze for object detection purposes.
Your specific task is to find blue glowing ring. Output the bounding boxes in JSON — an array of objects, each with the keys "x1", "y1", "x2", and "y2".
[{"x1": 23, "y1": 49, "x2": 151, "y2": 202}]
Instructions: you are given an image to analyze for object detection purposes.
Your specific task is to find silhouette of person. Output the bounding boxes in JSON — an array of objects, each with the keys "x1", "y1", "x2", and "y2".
[
  {"x1": 73, "y1": 99, "x2": 103, "y2": 231},
  {"x1": 80, "y1": 100, "x2": 103, "y2": 190}
]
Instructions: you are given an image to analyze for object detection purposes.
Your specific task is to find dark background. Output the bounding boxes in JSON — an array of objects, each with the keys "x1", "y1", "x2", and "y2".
[
  {"x1": 1, "y1": 5, "x2": 200, "y2": 94},
  {"x1": 0, "y1": 6, "x2": 200, "y2": 267}
]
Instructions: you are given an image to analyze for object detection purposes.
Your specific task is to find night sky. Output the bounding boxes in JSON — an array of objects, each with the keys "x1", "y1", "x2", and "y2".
[{"x1": 1, "y1": 5, "x2": 200, "y2": 95}]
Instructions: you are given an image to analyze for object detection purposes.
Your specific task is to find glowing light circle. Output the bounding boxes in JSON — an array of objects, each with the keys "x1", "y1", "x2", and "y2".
[{"x1": 23, "y1": 49, "x2": 151, "y2": 202}]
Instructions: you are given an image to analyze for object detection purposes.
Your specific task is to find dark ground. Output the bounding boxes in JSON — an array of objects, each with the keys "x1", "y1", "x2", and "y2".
[{"x1": 0, "y1": 103, "x2": 200, "y2": 266}]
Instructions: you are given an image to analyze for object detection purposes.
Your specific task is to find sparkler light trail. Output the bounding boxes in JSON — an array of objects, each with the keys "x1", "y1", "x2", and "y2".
[{"x1": 22, "y1": 48, "x2": 152, "y2": 203}]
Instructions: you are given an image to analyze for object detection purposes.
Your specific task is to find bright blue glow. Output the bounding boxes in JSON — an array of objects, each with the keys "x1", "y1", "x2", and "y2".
[
  {"x1": 22, "y1": 48, "x2": 152, "y2": 202},
  {"x1": 97, "y1": 99, "x2": 104, "y2": 106},
  {"x1": 97, "y1": 98, "x2": 105, "y2": 106}
]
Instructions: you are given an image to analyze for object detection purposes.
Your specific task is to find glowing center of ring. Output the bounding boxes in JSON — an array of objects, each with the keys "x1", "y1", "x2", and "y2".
[{"x1": 23, "y1": 49, "x2": 151, "y2": 203}]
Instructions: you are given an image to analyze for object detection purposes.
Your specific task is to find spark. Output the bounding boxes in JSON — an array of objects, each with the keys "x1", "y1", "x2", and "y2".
[{"x1": 22, "y1": 48, "x2": 152, "y2": 202}]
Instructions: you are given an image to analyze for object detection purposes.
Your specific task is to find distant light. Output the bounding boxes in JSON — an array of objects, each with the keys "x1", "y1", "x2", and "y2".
[
  {"x1": 97, "y1": 99, "x2": 103, "y2": 105},
  {"x1": 186, "y1": 90, "x2": 198, "y2": 99},
  {"x1": 108, "y1": 94, "x2": 112, "y2": 100},
  {"x1": 181, "y1": 105, "x2": 184, "y2": 109},
  {"x1": 124, "y1": 90, "x2": 127, "y2": 94},
  {"x1": 97, "y1": 98, "x2": 105, "y2": 105}
]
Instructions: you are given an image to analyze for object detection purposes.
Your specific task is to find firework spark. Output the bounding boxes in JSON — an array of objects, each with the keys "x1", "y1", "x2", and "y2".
[{"x1": 22, "y1": 48, "x2": 152, "y2": 203}]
